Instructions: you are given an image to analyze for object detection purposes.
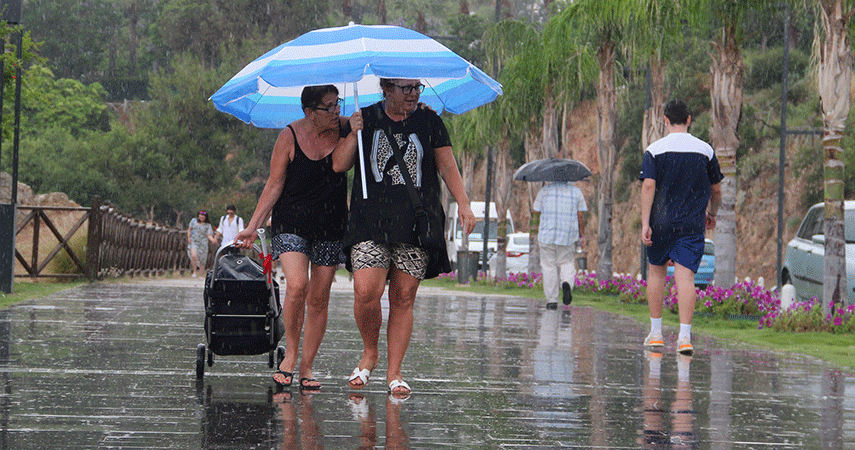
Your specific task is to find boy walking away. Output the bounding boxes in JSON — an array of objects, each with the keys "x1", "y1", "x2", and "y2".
[{"x1": 639, "y1": 100, "x2": 723, "y2": 355}]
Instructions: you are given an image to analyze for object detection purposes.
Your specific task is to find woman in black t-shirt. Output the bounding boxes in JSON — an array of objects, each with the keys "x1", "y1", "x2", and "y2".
[{"x1": 333, "y1": 78, "x2": 476, "y2": 397}]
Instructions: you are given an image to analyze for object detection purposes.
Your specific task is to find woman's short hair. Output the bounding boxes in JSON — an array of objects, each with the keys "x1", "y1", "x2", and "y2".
[{"x1": 301, "y1": 85, "x2": 339, "y2": 111}]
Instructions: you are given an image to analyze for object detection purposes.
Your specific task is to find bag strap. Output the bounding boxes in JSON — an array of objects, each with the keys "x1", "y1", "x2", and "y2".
[{"x1": 382, "y1": 126, "x2": 429, "y2": 228}]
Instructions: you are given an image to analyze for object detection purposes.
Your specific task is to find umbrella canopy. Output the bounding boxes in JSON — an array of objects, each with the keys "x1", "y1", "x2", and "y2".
[
  {"x1": 513, "y1": 158, "x2": 592, "y2": 182},
  {"x1": 210, "y1": 22, "x2": 503, "y2": 128}
]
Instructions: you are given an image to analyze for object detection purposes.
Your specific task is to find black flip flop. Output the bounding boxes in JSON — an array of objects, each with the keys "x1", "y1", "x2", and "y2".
[
  {"x1": 273, "y1": 370, "x2": 293, "y2": 387},
  {"x1": 299, "y1": 377, "x2": 321, "y2": 391}
]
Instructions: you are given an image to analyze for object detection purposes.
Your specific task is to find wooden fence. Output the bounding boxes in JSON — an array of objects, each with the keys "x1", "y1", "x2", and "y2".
[{"x1": 15, "y1": 196, "x2": 211, "y2": 280}]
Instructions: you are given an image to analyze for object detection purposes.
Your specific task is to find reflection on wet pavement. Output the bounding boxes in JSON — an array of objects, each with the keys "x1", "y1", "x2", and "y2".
[{"x1": 0, "y1": 282, "x2": 852, "y2": 448}]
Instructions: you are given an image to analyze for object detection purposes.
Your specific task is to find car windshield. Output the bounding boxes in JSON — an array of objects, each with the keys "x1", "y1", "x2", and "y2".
[
  {"x1": 512, "y1": 236, "x2": 530, "y2": 247},
  {"x1": 457, "y1": 220, "x2": 498, "y2": 240}
]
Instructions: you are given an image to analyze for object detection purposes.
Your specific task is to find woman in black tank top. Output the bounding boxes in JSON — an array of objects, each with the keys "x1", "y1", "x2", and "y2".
[{"x1": 235, "y1": 85, "x2": 349, "y2": 391}]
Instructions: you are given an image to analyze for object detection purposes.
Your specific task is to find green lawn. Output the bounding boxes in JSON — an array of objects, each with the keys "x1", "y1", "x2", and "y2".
[
  {"x1": 0, "y1": 280, "x2": 87, "y2": 309},
  {"x1": 421, "y1": 278, "x2": 855, "y2": 371}
]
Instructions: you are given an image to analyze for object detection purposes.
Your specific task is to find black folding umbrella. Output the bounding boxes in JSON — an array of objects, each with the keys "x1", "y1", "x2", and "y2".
[{"x1": 513, "y1": 158, "x2": 592, "y2": 182}]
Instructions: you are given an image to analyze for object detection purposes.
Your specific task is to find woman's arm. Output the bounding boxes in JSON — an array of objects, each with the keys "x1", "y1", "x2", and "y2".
[
  {"x1": 434, "y1": 146, "x2": 476, "y2": 235},
  {"x1": 235, "y1": 128, "x2": 295, "y2": 248},
  {"x1": 331, "y1": 111, "x2": 362, "y2": 173}
]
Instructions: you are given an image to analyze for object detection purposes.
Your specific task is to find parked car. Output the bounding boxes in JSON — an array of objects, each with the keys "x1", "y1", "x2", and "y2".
[
  {"x1": 488, "y1": 233, "x2": 530, "y2": 276},
  {"x1": 666, "y1": 239, "x2": 715, "y2": 288},
  {"x1": 782, "y1": 201, "x2": 855, "y2": 304},
  {"x1": 446, "y1": 202, "x2": 514, "y2": 269}
]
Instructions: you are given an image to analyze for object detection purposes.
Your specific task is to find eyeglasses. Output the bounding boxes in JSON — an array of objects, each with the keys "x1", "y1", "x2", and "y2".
[
  {"x1": 199, "y1": 211, "x2": 207, "y2": 215},
  {"x1": 392, "y1": 83, "x2": 425, "y2": 95},
  {"x1": 313, "y1": 98, "x2": 344, "y2": 113}
]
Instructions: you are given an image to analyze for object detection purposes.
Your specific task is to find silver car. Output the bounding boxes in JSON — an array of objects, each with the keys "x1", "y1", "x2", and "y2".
[{"x1": 782, "y1": 201, "x2": 855, "y2": 304}]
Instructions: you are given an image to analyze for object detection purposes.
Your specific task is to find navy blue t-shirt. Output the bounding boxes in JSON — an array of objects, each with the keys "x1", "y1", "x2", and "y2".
[{"x1": 639, "y1": 132, "x2": 724, "y2": 236}]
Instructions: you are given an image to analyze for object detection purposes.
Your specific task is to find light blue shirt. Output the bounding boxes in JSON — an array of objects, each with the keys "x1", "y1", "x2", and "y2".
[{"x1": 533, "y1": 182, "x2": 587, "y2": 245}]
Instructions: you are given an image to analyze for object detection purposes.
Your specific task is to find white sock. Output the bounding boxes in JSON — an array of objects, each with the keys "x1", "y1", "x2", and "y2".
[
  {"x1": 649, "y1": 355, "x2": 661, "y2": 380},
  {"x1": 677, "y1": 355, "x2": 691, "y2": 382},
  {"x1": 650, "y1": 317, "x2": 662, "y2": 335},
  {"x1": 679, "y1": 323, "x2": 692, "y2": 340}
]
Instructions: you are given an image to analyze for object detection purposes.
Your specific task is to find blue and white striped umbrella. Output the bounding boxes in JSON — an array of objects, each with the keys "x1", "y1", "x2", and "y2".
[{"x1": 210, "y1": 22, "x2": 503, "y2": 129}]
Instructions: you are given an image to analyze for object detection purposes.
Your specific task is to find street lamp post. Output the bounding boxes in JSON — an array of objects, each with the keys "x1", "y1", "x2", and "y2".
[{"x1": 0, "y1": 0, "x2": 23, "y2": 294}]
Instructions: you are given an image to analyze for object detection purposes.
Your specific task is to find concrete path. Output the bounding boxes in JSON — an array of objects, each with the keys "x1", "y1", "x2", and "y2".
[{"x1": 0, "y1": 274, "x2": 851, "y2": 449}]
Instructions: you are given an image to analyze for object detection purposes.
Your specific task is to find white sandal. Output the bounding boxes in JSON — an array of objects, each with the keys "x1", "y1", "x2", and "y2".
[
  {"x1": 347, "y1": 395, "x2": 370, "y2": 420},
  {"x1": 388, "y1": 379, "x2": 411, "y2": 396},
  {"x1": 347, "y1": 367, "x2": 371, "y2": 389}
]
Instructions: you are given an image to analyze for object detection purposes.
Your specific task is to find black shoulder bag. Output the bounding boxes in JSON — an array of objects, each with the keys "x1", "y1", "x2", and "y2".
[{"x1": 382, "y1": 125, "x2": 450, "y2": 278}]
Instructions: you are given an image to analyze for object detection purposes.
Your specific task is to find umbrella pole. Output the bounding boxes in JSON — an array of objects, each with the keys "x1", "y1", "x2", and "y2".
[{"x1": 355, "y1": 83, "x2": 368, "y2": 199}]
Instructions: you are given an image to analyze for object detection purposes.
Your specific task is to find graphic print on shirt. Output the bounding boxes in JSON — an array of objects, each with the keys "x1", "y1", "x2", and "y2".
[{"x1": 370, "y1": 130, "x2": 423, "y2": 187}]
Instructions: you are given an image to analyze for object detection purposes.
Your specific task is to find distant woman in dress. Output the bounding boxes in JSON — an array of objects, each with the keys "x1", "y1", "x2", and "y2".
[{"x1": 187, "y1": 211, "x2": 215, "y2": 277}]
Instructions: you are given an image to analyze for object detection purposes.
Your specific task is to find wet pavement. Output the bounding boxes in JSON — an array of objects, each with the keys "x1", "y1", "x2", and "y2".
[{"x1": 0, "y1": 276, "x2": 853, "y2": 449}]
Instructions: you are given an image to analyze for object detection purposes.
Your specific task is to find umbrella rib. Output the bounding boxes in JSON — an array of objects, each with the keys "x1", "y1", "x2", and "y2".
[
  {"x1": 245, "y1": 79, "x2": 274, "y2": 125},
  {"x1": 422, "y1": 79, "x2": 448, "y2": 113}
]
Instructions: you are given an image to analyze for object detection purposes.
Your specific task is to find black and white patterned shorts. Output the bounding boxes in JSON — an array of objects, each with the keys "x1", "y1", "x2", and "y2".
[
  {"x1": 350, "y1": 241, "x2": 428, "y2": 280},
  {"x1": 271, "y1": 233, "x2": 344, "y2": 267}
]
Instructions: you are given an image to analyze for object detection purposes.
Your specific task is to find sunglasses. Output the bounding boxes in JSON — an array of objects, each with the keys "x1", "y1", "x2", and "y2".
[
  {"x1": 313, "y1": 98, "x2": 344, "y2": 114},
  {"x1": 391, "y1": 83, "x2": 425, "y2": 95},
  {"x1": 199, "y1": 211, "x2": 207, "y2": 215}
]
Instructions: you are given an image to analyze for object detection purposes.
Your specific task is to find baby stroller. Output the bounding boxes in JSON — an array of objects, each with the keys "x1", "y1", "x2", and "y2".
[{"x1": 196, "y1": 229, "x2": 285, "y2": 379}]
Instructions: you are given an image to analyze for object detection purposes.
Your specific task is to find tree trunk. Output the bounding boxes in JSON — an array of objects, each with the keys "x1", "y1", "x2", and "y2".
[
  {"x1": 818, "y1": 0, "x2": 851, "y2": 313},
  {"x1": 493, "y1": 136, "x2": 513, "y2": 278},
  {"x1": 595, "y1": 42, "x2": 617, "y2": 283},
  {"x1": 641, "y1": 55, "x2": 666, "y2": 150},
  {"x1": 525, "y1": 124, "x2": 543, "y2": 275},
  {"x1": 128, "y1": 1, "x2": 138, "y2": 74},
  {"x1": 710, "y1": 32, "x2": 743, "y2": 290},
  {"x1": 377, "y1": 0, "x2": 387, "y2": 24},
  {"x1": 459, "y1": 151, "x2": 476, "y2": 251},
  {"x1": 342, "y1": 0, "x2": 352, "y2": 21},
  {"x1": 542, "y1": 87, "x2": 560, "y2": 158}
]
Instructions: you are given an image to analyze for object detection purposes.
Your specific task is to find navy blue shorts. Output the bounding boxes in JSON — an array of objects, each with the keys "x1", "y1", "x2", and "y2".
[
  {"x1": 646, "y1": 233, "x2": 705, "y2": 273},
  {"x1": 271, "y1": 233, "x2": 344, "y2": 267}
]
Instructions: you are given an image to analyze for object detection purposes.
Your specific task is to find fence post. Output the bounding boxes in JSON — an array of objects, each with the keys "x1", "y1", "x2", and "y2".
[{"x1": 86, "y1": 196, "x2": 102, "y2": 281}]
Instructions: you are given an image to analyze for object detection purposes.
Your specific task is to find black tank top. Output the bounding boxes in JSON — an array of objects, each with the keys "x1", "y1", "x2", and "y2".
[{"x1": 271, "y1": 125, "x2": 347, "y2": 241}]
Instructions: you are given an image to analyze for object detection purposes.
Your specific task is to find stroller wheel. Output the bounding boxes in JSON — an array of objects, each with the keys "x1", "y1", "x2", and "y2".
[
  {"x1": 196, "y1": 344, "x2": 206, "y2": 379},
  {"x1": 207, "y1": 347, "x2": 214, "y2": 367},
  {"x1": 268, "y1": 350, "x2": 275, "y2": 368}
]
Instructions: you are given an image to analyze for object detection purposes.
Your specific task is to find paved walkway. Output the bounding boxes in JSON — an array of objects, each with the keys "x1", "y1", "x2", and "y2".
[{"x1": 0, "y1": 274, "x2": 852, "y2": 449}]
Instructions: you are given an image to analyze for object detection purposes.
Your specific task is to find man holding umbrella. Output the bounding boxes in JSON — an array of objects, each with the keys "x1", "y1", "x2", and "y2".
[{"x1": 534, "y1": 181, "x2": 587, "y2": 310}]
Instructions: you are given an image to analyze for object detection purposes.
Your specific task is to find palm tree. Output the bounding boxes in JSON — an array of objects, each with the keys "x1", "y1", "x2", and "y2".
[
  {"x1": 686, "y1": 0, "x2": 773, "y2": 289},
  {"x1": 482, "y1": 20, "x2": 541, "y2": 277},
  {"x1": 625, "y1": 0, "x2": 682, "y2": 149},
  {"x1": 486, "y1": 18, "x2": 593, "y2": 276},
  {"x1": 553, "y1": 0, "x2": 629, "y2": 283},
  {"x1": 815, "y1": 0, "x2": 852, "y2": 313}
]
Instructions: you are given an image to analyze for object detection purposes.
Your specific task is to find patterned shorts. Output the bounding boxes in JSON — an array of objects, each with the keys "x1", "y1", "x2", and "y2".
[
  {"x1": 350, "y1": 241, "x2": 428, "y2": 280},
  {"x1": 271, "y1": 233, "x2": 344, "y2": 267}
]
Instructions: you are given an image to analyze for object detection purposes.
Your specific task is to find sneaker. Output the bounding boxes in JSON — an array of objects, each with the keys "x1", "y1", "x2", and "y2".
[
  {"x1": 546, "y1": 302, "x2": 558, "y2": 310},
  {"x1": 562, "y1": 281, "x2": 572, "y2": 305},
  {"x1": 676, "y1": 336, "x2": 694, "y2": 355},
  {"x1": 643, "y1": 331, "x2": 664, "y2": 348}
]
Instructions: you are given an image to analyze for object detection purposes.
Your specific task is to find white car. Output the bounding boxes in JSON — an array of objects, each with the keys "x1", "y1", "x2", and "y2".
[
  {"x1": 782, "y1": 201, "x2": 855, "y2": 304},
  {"x1": 489, "y1": 233, "x2": 531, "y2": 276}
]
